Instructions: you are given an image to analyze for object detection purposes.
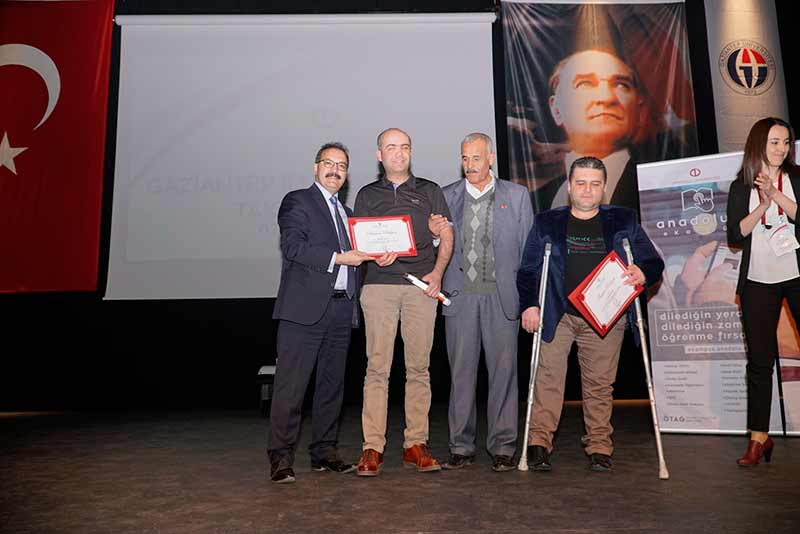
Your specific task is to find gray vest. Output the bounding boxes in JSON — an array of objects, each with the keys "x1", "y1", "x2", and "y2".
[{"x1": 462, "y1": 191, "x2": 497, "y2": 294}]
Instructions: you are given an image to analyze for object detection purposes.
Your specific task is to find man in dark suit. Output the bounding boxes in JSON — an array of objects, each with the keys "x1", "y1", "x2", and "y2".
[
  {"x1": 268, "y1": 142, "x2": 382, "y2": 484},
  {"x1": 437, "y1": 133, "x2": 533, "y2": 472},
  {"x1": 517, "y1": 156, "x2": 664, "y2": 472}
]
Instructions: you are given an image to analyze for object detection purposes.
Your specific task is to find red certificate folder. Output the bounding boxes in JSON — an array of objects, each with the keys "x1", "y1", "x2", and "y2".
[
  {"x1": 347, "y1": 215, "x2": 418, "y2": 257},
  {"x1": 567, "y1": 250, "x2": 643, "y2": 337}
]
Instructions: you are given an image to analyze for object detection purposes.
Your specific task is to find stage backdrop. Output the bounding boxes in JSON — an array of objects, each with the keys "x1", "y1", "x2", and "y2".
[
  {"x1": 639, "y1": 144, "x2": 800, "y2": 435},
  {"x1": 704, "y1": 0, "x2": 789, "y2": 153},
  {"x1": 502, "y1": 0, "x2": 698, "y2": 214},
  {"x1": 0, "y1": 0, "x2": 113, "y2": 292},
  {"x1": 107, "y1": 13, "x2": 496, "y2": 300}
]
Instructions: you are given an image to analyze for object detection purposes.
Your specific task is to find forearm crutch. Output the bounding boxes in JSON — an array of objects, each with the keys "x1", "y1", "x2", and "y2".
[
  {"x1": 622, "y1": 238, "x2": 669, "y2": 480},
  {"x1": 518, "y1": 242, "x2": 552, "y2": 471}
]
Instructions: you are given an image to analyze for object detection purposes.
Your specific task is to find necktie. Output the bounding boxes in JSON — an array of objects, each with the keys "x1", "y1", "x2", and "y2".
[{"x1": 329, "y1": 196, "x2": 356, "y2": 299}]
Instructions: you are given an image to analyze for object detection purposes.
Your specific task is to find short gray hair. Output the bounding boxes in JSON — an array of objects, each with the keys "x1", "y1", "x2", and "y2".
[{"x1": 461, "y1": 132, "x2": 494, "y2": 153}]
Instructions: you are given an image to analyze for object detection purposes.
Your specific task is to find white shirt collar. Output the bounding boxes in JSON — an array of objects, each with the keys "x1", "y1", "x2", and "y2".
[
  {"x1": 465, "y1": 171, "x2": 496, "y2": 200},
  {"x1": 314, "y1": 182, "x2": 337, "y2": 203}
]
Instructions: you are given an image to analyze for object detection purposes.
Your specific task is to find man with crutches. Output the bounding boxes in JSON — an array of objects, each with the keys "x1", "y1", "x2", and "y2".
[{"x1": 517, "y1": 156, "x2": 664, "y2": 471}]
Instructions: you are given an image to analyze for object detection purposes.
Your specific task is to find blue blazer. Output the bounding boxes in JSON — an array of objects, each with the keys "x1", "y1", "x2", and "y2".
[
  {"x1": 517, "y1": 205, "x2": 664, "y2": 344},
  {"x1": 273, "y1": 185, "x2": 357, "y2": 326}
]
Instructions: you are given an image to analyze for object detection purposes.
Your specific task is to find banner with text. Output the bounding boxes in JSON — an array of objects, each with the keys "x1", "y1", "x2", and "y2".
[
  {"x1": 639, "y1": 146, "x2": 800, "y2": 434},
  {"x1": 704, "y1": 0, "x2": 789, "y2": 153}
]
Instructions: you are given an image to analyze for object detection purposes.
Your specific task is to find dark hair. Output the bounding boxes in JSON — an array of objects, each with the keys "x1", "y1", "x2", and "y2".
[
  {"x1": 737, "y1": 117, "x2": 796, "y2": 187},
  {"x1": 569, "y1": 156, "x2": 607, "y2": 183},
  {"x1": 315, "y1": 142, "x2": 350, "y2": 167}
]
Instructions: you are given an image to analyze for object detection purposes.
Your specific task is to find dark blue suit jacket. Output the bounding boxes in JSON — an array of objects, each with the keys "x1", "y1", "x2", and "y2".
[
  {"x1": 273, "y1": 184, "x2": 357, "y2": 326},
  {"x1": 517, "y1": 205, "x2": 664, "y2": 344}
]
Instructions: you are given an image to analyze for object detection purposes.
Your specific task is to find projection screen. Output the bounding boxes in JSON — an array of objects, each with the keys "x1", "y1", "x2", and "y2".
[{"x1": 107, "y1": 13, "x2": 497, "y2": 299}]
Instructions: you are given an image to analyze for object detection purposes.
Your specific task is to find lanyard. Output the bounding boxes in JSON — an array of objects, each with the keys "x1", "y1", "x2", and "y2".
[{"x1": 761, "y1": 173, "x2": 783, "y2": 227}]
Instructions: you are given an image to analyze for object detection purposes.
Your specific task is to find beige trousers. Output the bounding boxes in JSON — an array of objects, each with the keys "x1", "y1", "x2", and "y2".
[
  {"x1": 360, "y1": 284, "x2": 438, "y2": 452},
  {"x1": 527, "y1": 313, "x2": 626, "y2": 456}
]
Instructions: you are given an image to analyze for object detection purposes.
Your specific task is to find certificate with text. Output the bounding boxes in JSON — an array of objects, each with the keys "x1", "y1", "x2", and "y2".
[
  {"x1": 568, "y1": 251, "x2": 642, "y2": 336},
  {"x1": 348, "y1": 215, "x2": 417, "y2": 257}
]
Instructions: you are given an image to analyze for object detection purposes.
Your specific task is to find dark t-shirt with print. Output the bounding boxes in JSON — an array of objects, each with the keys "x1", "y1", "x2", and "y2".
[{"x1": 565, "y1": 212, "x2": 607, "y2": 316}]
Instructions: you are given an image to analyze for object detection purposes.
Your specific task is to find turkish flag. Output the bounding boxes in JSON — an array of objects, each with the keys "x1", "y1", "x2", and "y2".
[{"x1": 0, "y1": 0, "x2": 113, "y2": 292}]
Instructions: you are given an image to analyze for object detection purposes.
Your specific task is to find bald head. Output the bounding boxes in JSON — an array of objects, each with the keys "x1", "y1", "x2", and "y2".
[
  {"x1": 376, "y1": 128, "x2": 412, "y2": 181},
  {"x1": 377, "y1": 128, "x2": 412, "y2": 148}
]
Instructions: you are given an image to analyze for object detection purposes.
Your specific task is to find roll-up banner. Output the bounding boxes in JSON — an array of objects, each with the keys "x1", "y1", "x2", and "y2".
[
  {"x1": 640, "y1": 146, "x2": 800, "y2": 434},
  {"x1": 705, "y1": 0, "x2": 790, "y2": 153},
  {"x1": 502, "y1": 0, "x2": 698, "y2": 214}
]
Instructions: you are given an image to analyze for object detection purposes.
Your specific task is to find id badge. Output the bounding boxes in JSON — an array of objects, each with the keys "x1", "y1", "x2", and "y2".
[{"x1": 767, "y1": 223, "x2": 800, "y2": 257}]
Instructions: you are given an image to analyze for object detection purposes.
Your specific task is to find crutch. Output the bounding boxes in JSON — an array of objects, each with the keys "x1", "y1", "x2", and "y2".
[
  {"x1": 518, "y1": 242, "x2": 552, "y2": 471},
  {"x1": 622, "y1": 238, "x2": 669, "y2": 480}
]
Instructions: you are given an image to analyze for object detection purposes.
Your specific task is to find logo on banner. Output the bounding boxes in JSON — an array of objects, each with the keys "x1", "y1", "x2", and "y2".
[
  {"x1": 0, "y1": 43, "x2": 61, "y2": 176},
  {"x1": 719, "y1": 40, "x2": 776, "y2": 96},
  {"x1": 681, "y1": 187, "x2": 714, "y2": 213}
]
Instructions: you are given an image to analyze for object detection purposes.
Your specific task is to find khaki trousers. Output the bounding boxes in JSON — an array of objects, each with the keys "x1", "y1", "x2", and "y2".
[
  {"x1": 527, "y1": 313, "x2": 626, "y2": 456},
  {"x1": 360, "y1": 284, "x2": 438, "y2": 452}
]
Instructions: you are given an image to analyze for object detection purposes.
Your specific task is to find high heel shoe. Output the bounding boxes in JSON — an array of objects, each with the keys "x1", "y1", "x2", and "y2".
[{"x1": 736, "y1": 437, "x2": 774, "y2": 466}]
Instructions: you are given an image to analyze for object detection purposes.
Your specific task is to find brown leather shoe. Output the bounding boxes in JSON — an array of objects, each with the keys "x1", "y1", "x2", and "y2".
[
  {"x1": 356, "y1": 448, "x2": 383, "y2": 477},
  {"x1": 402, "y1": 443, "x2": 441, "y2": 472}
]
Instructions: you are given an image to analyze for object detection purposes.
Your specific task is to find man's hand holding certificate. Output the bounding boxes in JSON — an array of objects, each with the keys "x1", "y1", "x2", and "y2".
[
  {"x1": 348, "y1": 215, "x2": 418, "y2": 257},
  {"x1": 568, "y1": 251, "x2": 644, "y2": 336}
]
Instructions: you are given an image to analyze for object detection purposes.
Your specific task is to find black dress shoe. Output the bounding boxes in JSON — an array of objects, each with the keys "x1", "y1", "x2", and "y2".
[
  {"x1": 491, "y1": 454, "x2": 516, "y2": 472},
  {"x1": 527, "y1": 445, "x2": 552, "y2": 471},
  {"x1": 589, "y1": 453, "x2": 613, "y2": 472},
  {"x1": 442, "y1": 453, "x2": 475, "y2": 470},
  {"x1": 311, "y1": 456, "x2": 356, "y2": 474},
  {"x1": 270, "y1": 457, "x2": 296, "y2": 484}
]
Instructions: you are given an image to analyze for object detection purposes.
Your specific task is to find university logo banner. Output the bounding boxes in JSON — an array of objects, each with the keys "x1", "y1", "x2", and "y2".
[
  {"x1": 0, "y1": 0, "x2": 113, "y2": 292},
  {"x1": 502, "y1": 0, "x2": 698, "y2": 214},
  {"x1": 704, "y1": 0, "x2": 789, "y2": 152}
]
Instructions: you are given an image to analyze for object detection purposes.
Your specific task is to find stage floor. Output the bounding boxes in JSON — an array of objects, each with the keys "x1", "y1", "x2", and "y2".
[{"x1": 2, "y1": 403, "x2": 798, "y2": 533}]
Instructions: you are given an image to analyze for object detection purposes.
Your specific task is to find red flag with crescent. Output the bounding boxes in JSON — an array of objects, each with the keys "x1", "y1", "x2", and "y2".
[{"x1": 0, "y1": 0, "x2": 113, "y2": 292}]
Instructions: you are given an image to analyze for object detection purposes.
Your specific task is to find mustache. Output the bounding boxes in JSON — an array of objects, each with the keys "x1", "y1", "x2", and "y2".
[{"x1": 325, "y1": 172, "x2": 343, "y2": 180}]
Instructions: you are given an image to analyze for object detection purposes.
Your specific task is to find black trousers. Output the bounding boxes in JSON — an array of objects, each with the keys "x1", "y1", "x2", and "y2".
[
  {"x1": 740, "y1": 277, "x2": 800, "y2": 432},
  {"x1": 268, "y1": 296, "x2": 353, "y2": 465}
]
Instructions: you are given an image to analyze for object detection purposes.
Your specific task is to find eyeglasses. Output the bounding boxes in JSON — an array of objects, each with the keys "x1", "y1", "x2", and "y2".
[{"x1": 319, "y1": 159, "x2": 348, "y2": 172}]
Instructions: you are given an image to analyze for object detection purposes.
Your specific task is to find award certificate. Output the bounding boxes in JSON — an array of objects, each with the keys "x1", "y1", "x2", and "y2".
[
  {"x1": 348, "y1": 215, "x2": 417, "y2": 257},
  {"x1": 567, "y1": 251, "x2": 643, "y2": 336}
]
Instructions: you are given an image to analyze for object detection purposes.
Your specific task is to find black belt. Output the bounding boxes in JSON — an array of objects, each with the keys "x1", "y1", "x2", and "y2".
[{"x1": 331, "y1": 290, "x2": 350, "y2": 299}]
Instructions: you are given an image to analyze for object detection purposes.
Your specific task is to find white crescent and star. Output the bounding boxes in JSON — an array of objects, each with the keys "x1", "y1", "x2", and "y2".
[
  {"x1": 0, "y1": 132, "x2": 28, "y2": 175},
  {"x1": 0, "y1": 43, "x2": 61, "y2": 129},
  {"x1": 0, "y1": 43, "x2": 61, "y2": 175}
]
